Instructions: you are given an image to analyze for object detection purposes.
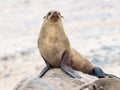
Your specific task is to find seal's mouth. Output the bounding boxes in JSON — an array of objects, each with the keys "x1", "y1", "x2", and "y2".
[{"x1": 50, "y1": 11, "x2": 59, "y2": 22}]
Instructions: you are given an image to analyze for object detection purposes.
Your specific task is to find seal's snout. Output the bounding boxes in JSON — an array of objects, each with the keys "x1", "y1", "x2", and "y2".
[
  {"x1": 44, "y1": 10, "x2": 63, "y2": 22},
  {"x1": 52, "y1": 12, "x2": 59, "y2": 17},
  {"x1": 51, "y1": 11, "x2": 60, "y2": 22},
  {"x1": 53, "y1": 11, "x2": 57, "y2": 14}
]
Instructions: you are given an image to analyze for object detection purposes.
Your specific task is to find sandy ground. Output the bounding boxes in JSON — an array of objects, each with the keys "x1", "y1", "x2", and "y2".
[{"x1": 0, "y1": 0, "x2": 120, "y2": 90}]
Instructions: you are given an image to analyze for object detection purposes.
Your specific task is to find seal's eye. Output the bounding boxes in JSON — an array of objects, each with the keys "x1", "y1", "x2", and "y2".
[{"x1": 47, "y1": 12, "x2": 51, "y2": 16}]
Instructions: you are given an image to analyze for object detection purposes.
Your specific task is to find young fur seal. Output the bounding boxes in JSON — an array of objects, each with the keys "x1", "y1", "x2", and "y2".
[
  {"x1": 80, "y1": 78, "x2": 120, "y2": 90},
  {"x1": 37, "y1": 10, "x2": 119, "y2": 79}
]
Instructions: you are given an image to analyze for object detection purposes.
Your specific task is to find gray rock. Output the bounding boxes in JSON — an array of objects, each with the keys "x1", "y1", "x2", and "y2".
[
  {"x1": 80, "y1": 78, "x2": 120, "y2": 90},
  {"x1": 13, "y1": 69, "x2": 98, "y2": 90}
]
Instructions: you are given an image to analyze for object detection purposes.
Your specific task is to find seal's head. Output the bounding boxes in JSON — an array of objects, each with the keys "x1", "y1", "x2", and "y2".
[{"x1": 43, "y1": 10, "x2": 64, "y2": 23}]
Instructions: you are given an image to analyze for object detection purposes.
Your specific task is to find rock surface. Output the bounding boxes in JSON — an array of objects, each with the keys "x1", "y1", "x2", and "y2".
[
  {"x1": 13, "y1": 69, "x2": 98, "y2": 90},
  {"x1": 80, "y1": 78, "x2": 120, "y2": 90}
]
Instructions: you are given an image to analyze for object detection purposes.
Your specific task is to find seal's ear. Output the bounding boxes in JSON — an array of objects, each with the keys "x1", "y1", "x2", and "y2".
[
  {"x1": 58, "y1": 12, "x2": 64, "y2": 18},
  {"x1": 43, "y1": 16, "x2": 46, "y2": 19},
  {"x1": 61, "y1": 15, "x2": 64, "y2": 18}
]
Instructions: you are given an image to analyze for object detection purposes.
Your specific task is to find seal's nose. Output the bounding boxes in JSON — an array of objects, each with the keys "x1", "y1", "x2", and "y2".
[
  {"x1": 53, "y1": 11, "x2": 57, "y2": 14},
  {"x1": 53, "y1": 11, "x2": 58, "y2": 16},
  {"x1": 50, "y1": 11, "x2": 59, "y2": 22},
  {"x1": 52, "y1": 11, "x2": 59, "y2": 18}
]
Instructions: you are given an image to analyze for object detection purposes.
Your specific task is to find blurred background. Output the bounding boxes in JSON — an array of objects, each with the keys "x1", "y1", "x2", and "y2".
[{"x1": 0, "y1": 0, "x2": 120, "y2": 90}]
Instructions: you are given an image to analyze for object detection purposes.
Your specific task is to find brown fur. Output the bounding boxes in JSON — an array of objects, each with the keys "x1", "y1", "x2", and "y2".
[
  {"x1": 38, "y1": 10, "x2": 94, "y2": 74},
  {"x1": 71, "y1": 48, "x2": 94, "y2": 73}
]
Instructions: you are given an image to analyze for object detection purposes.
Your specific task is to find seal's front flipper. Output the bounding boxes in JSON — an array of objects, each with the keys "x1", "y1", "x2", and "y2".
[
  {"x1": 61, "y1": 65, "x2": 81, "y2": 78},
  {"x1": 38, "y1": 56, "x2": 52, "y2": 78},
  {"x1": 90, "y1": 67, "x2": 106, "y2": 78},
  {"x1": 60, "y1": 51, "x2": 81, "y2": 79},
  {"x1": 38, "y1": 62, "x2": 52, "y2": 78}
]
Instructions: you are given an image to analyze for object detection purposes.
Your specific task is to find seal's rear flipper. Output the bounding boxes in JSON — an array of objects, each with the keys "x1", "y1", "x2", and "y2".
[
  {"x1": 90, "y1": 67, "x2": 106, "y2": 78},
  {"x1": 90, "y1": 67, "x2": 120, "y2": 79},
  {"x1": 60, "y1": 50, "x2": 81, "y2": 79},
  {"x1": 105, "y1": 73, "x2": 120, "y2": 79}
]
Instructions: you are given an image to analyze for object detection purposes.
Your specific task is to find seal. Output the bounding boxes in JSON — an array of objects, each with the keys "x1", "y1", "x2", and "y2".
[
  {"x1": 37, "y1": 10, "x2": 116, "y2": 78},
  {"x1": 80, "y1": 78, "x2": 120, "y2": 90},
  {"x1": 38, "y1": 10, "x2": 81, "y2": 78}
]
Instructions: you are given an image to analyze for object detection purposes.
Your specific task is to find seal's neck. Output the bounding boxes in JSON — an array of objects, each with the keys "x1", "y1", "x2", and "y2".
[{"x1": 41, "y1": 20, "x2": 64, "y2": 32}]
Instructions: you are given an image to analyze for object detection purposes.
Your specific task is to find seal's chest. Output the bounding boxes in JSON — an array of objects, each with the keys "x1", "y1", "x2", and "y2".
[{"x1": 48, "y1": 35, "x2": 59, "y2": 43}]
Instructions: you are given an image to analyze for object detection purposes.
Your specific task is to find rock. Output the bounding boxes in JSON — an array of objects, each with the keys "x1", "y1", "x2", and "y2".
[
  {"x1": 13, "y1": 69, "x2": 98, "y2": 90},
  {"x1": 80, "y1": 78, "x2": 120, "y2": 90}
]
